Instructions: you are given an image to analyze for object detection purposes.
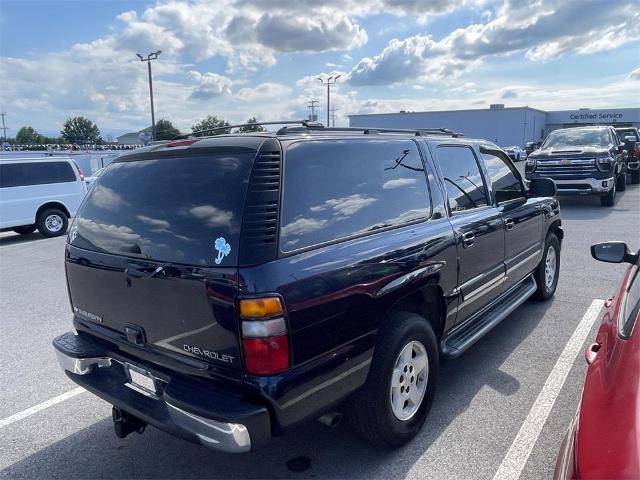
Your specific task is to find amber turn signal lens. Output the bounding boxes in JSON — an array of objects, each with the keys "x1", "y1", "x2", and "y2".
[{"x1": 239, "y1": 297, "x2": 283, "y2": 318}]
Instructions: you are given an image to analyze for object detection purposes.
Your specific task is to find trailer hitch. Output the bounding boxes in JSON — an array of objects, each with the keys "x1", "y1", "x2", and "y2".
[{"x1": 112, "y1": 407, "x2": 147, "y2": 438}]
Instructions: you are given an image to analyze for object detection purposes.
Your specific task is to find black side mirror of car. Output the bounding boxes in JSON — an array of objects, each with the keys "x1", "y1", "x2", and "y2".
[
  {"x1": 529, "y1": 177, "x2": 557, "y2": 197},
  {"x1": 591, "y1": 242, "x2": 638, "y2": 264}
]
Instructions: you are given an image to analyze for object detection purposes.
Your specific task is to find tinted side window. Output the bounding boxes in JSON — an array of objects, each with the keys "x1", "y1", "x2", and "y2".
[
  {"x1": 436, "y1": 146, "x2": 488, "y2": 212},
  {"x1": 0, "y1": 164, "x2": 22, "y2": 188},
  {"x1": 482, "y1": 152, "x2": 525, "y2": 203},
  {"x1": 0, "y1": 162, "x2": 75, "y2": 187},
  {"x1": 281, "y1": 139, "x2": 430, "y2": 251}
]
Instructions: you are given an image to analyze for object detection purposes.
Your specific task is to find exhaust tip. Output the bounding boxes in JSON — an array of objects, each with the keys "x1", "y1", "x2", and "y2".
[{"x1": 317, "y1": 411, "x2": 342, "y2": 428}]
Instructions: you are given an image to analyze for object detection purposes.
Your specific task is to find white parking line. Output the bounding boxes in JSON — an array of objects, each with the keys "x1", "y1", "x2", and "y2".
[
  {"x1": 493, "y1": 298, "x2": 605, "y2": 480},
  {"x1": 0, "y1": 387, "x2": 85, "y2": 429}
]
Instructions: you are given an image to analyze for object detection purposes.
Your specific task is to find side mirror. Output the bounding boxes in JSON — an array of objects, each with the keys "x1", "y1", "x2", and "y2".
[
  {"x1": 529, "y1": 177, "x2": 557, "y2": 197},
  {"x1": 591, "y1": 242, "x2": 638, "y2": 264}
]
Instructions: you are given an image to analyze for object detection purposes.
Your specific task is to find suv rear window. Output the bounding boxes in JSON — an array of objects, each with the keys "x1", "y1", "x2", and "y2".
[
  {"x1": 280, "y1": 139, "x2": 430, "y2": 251},
  {"x1": 70, "y1": 150, "x2": 255, "y2": 266},
  {"x1": 0, "y1": 161, "x2": 76, "y2": 188}
]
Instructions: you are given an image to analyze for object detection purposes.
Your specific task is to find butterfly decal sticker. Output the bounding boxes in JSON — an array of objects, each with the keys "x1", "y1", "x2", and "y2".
[{"x1": 214, "y1": 237, "x2": 231, "y2": 265}]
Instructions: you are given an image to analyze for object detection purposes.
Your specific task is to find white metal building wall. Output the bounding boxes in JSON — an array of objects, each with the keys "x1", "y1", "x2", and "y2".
[
  {"x1": 348, "y1": 108, "x2": 546, "y2": 147},
  {"x1": 349, "y1": 107, "x2": 640, "y2": 147}
]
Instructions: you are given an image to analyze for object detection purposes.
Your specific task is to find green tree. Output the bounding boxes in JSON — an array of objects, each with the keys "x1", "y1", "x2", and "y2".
[
  {"x1": 43, "y1": 135, "x2": 64, "y2": 144},
  {"x1": 236, "y1": 116, "x2": 266, "y2": 133},
  {"x1": 155, "y1": 119, "x2": 181, "y2": 141},
  {"x1": 15, "y1": 126, "x2": 44, "y2": 144},
  {"x1": 191, "y1": 115, "x2": 230, "y2": 135},
  {"x1": 61, "y1": 116, "x2": 101, "y2": 144}
]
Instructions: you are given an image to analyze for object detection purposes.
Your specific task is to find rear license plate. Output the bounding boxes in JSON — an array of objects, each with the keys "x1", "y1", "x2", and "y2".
[{"x1": 125, "y1": 365, "x2": 158, "y2": 397}]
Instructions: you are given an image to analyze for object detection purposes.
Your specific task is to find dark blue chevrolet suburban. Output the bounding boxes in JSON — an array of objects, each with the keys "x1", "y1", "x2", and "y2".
[{"x1": 54, "y1": 123, "x2": 562, "y2": 452}]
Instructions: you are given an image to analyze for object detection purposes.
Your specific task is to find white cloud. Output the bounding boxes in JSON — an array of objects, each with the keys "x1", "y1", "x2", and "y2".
[
  {"x1": 348, "y1": 0, "x2": 640, "y2": 85},
  {"x1": 91, "y1": 185, "x2": 129, "y2": 211},
  {"x1": 235, "y1": 83, "x2": 291, "y2": 101},
  {"x1": 1, "y1": 0, "x2": 637, "y2": 136},
  {"x1": 137, "y1": 215, "x2": 170, "y2": 229},
  {"x1": 281, "y1": 217, "x2": 327, "y2": 236},
  {"x1": 189, "y1": 205, "x2": 234, "y2": 227},
  {"x1": 310, "y1": 193, "x2": 377, "y2": 216},
  {"x1": 383, "y1": 178, "x2": 417, "y2": 189},
  {"x1": 188, "y1": 71, "x2": 232, "y2": 99}
]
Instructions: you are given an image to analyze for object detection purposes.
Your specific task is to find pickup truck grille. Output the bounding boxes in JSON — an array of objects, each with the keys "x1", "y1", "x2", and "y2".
[{"x1": 535, "y1": 158, "x2": 598, "y2": 178}]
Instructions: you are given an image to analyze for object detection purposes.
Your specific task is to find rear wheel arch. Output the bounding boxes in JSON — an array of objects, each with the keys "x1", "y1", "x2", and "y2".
[{"x1": 388, "y1": 285, "x2": 446, "y2": 339}]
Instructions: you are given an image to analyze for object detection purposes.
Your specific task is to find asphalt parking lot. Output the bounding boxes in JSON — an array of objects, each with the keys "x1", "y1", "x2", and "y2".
[{"x1": 1, "y1": 182, "x2": 639, "y2": 480}]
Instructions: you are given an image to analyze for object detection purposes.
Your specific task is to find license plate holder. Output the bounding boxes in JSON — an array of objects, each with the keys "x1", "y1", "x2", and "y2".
[{"x1": 125, "y1": 364, "x2": 158, "y2": 398}]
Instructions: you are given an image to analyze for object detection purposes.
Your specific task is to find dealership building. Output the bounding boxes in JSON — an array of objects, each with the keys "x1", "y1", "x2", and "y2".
[{"x1": 348, "y1": 106, "x2": 640, "y2": 147}]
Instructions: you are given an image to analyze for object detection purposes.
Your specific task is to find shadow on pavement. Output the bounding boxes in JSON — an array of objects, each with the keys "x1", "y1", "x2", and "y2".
[
  {"x1": 0, "y1": 231, "x2": 67, "y2": 247},
  {"x1": 0, "y1": 300, "x2": 552, "y2": 479},
  {"x1": 557, "y1": 187, "x2": 635, "y2": 221}
]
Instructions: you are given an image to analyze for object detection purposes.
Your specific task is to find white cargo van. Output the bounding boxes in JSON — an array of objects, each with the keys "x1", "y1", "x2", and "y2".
[{"x1": 0, "y1": 158, "x2": 87, "y2": 237}]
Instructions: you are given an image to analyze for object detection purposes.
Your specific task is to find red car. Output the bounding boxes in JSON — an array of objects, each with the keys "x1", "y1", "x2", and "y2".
[{"x1": 555, "y1": 242, "x2": 640, "y2": 479}]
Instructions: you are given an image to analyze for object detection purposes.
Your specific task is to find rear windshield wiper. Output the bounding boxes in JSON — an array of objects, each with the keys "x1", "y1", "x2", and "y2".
[{"x1": 125, "y1": 263, "x2": 176, "y2": 279}]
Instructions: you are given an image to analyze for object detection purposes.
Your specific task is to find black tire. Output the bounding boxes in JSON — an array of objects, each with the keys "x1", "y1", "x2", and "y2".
[
  {"x1": 600, "y1": 182, "x2": 616, "y2": 207},
  {"x1": 616, "y1": 170, "x2": 626, "y2": 191},
  {"x1": 631, "y1": 170, "x2": 640, "y2": 184},
  {"x1": 36, "y1": 208, "x2": 68, "y2": 237},
  {"x1": 346, "y1": 311, "x2": 439, "y2": 448},
  {"x1": 13, "y1": 225, "x2": 37, "y2": 235},
  {"x1": 533, "y1": 233, "x2": 560, "y2": 300}
]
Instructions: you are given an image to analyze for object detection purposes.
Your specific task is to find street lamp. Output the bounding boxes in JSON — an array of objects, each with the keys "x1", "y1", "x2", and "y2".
[
  {"x1": 137, "y1": 50, "x2": 162, "y2": 141},
  {"x1": 318, "y1": 75, "x2": 341, "y2": 126}
]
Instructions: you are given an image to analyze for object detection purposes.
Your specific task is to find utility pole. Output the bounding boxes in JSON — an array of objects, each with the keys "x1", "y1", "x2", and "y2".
[
  {"x1": 136, "y1": 50, "x2": 162, "y2": 141},
  {"x1": 330, "y1": 105, "x2": 338, "y2": 127},
  {"x1": 307, "y1": 100, "x2": 319, "y2": 122},
  {"x1": 0, "y1": 112, "x2": 8, "y2": 142},
  {"x1": 317, "y1": 75, "x2": 341, "y2": 126}
]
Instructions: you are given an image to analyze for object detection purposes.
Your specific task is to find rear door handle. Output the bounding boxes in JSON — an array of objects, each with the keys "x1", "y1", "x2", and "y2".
[
  {"x1": 462, "y1": 232, "x2": 475, "y2": 248},
  {"x1": 504, "y1": 218, "x2": 515, "y2": 230}
]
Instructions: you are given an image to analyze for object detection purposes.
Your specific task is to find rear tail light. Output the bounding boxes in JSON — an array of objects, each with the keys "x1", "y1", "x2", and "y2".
[
  {"x1": 239, "y1": 297, "x2": 289, "y2": 375},
  {"x1": 73, "y1": 161, "x2": 85, "y2": 181}
]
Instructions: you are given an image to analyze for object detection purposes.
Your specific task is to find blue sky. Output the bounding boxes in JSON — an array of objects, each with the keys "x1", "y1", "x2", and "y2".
[{"x1": 1, "y1": 0, "x2": 638, "y2": 139}]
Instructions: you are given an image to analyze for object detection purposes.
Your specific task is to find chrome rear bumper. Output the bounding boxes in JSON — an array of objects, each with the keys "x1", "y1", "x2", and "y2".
[{"x1": 55, "y1": 348, "x2": 253, "y2": 453}]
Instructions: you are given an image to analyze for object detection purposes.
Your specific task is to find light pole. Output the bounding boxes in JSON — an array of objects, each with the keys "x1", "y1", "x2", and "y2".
[
  {"x1": 318, "y1": 75, "x2": 341, "y2": 126},
  {"x1": 137, "y1": 50, "x2": 162, "y2": 141}
]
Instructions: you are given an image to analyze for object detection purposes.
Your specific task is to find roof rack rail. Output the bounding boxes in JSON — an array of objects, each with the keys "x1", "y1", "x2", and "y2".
[
  {"x1": 176, "y1": 121, "x2": 464, "y2": 139},
  {"x1": 275, "y1": 125, "x2": 464, "y2": 137},
  {"x1": 179, "y1": 120, "x2": 320, "y2": 139}
]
